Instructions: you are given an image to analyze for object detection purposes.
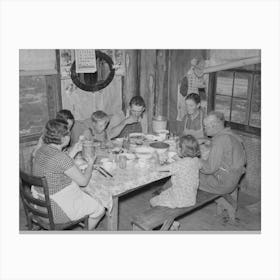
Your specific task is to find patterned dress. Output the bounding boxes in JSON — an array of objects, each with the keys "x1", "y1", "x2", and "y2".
[
  {"x1": 33, "y1": 145, "x2": 74, "y2": 223},
  {"x1": 150, "y1": 157, "x2": 202, "y2": 208}
]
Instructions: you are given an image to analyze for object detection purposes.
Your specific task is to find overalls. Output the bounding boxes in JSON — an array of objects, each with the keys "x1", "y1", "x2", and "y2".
[{"x1": 183, "y1": 110, "x2": 204, "y2": 139}]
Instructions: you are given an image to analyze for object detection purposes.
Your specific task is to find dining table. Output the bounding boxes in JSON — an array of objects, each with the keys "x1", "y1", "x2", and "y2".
[{"x1": 81, "y1": 135, "x2": 211, "y2": 231}]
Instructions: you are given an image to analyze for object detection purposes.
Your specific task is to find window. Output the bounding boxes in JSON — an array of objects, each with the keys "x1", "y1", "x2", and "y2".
[
  {"x1": 20, "y1": 76, "x2": 49, "y2": 137},
  {"x1": 209, "y1": 64, "x2": 261, "y2": 135},
  {"x1": 19, "y1": 50, "x2": 62, "y2": 143}
]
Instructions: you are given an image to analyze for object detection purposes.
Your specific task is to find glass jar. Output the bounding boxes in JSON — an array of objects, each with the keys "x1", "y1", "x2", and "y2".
[
  {"x1": 82, "y1": 140, "x2": 95, "y2": 161},
  {"x1": 118, "y1": 155, "x2": 127, "y2": 169}
]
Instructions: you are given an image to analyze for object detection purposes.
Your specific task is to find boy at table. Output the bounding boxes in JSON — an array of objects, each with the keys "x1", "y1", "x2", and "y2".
[
  {"x1": 71, "y1": 110, "x2": 110, "y2": 144},
  {"x1": 108, "y1": 96, "x2": 148, "y2": 139}
]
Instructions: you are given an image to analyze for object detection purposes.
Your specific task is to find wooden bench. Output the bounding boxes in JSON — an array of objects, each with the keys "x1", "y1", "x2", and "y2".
[{"x1": 131, "y1": 190, "x2": 222, "y2": 231}]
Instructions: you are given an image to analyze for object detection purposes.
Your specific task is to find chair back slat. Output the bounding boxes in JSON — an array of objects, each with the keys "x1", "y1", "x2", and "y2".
[
  {"x1": 19, "y1": 170, "x2": 88, "y2": 231},
  {"x1": 20, "y1": 188, "x2": 48, "y2": 208},
  {"x1": 22, "y1": 200, "x2": 50, "y2": 218},
  {"x1": 20, "y1": 170, "x2": 55, "y2": 229},
  {"x1": 20, "y1": 170, "x2": 44, "y2": 189}
]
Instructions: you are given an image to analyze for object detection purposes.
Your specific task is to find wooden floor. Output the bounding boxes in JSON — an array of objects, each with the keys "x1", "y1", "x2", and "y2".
[{"x1": 19, "y1": 183, "x2": 261, "y2": 232}]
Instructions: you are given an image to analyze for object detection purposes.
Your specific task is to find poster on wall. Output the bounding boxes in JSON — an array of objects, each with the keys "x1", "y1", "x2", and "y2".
[
  {"x1": 60, "y1": 49, "x2": 73, "y2": 79},
  {"x1": 75, "y1": 49, "x2": 97, "y2": 73}
]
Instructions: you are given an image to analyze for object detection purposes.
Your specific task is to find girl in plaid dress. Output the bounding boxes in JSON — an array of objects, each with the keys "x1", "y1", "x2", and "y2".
[{"x1": 150, "y1": 135, "x2": 202, "y2": 208}]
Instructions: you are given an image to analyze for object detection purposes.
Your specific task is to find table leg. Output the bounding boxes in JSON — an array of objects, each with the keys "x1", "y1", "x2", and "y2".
[{"x1": 106, "y1": 196, "x2": 119, "y2": 231}]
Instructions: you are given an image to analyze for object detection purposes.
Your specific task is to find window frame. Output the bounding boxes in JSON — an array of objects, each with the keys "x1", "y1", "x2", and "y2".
[
  {"x1": 19, "y1": 50, "x2": 62, "y2": 143},
  {"x1": 208, "y1": 66, "x2": 261, "y2": 136}
]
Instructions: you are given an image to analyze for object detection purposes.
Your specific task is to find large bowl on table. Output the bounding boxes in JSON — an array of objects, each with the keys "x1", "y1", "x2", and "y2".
[
  {"x1": 134, "y1": 146, "x2": 154, "y2": 160},
  {"x1": 149, "y1": 141, "x2": 170, "y2": 154}
]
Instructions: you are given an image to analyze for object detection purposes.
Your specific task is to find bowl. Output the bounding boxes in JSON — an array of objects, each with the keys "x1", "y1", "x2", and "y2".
[
  {"x1": 129, "y1": 132, "x2": 144, "y2": 138},
  {"x1": 145, "y1": 134, "x2": 160, "y2": 141},
  {"x1": 157, "y1": 129, "x2": 169, "y2": 134},
  {"x1": 102, "y1": 161, "x2": 116, "y2": 172},
  {"x1": 129, "y1": 133, "x2": 145, "y2": 145},
  {"x1": 121, "y1": 153, "x2": 136, "y2": 160},
  {"x1": 135, "y1": 146, "x2": 154, "y2": 160},
  {"x1": 149, "y1": 142, "x2": 170, "y2": 154}
]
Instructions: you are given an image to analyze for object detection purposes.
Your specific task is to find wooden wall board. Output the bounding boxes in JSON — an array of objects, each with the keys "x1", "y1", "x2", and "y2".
[
  {"x1": 123, "y1": 50, "x2": 139, "y2": 110},
  {"x1": 139, "y1": 50, "x2": 157, "y2": 133},
  {"x1": 155, "y1": 50, "x2": 169, "y2": 117}
]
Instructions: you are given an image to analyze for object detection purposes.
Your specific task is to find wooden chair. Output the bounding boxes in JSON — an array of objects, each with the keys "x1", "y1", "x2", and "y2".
[{"x1": 20, "y1": 170, "x2": 89, "y2": 231}]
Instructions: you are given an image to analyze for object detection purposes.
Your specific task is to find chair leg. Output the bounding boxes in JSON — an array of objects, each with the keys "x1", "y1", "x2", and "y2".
[
  {"x1": 84, "y1": 217, "x2": 89, "y2": 230},
  {"x1": 26, "y1": 213, "x2": 34, "y2": 230},
  {"x1": 132, "y1": 224, "x2": 144, "y2": 231}
]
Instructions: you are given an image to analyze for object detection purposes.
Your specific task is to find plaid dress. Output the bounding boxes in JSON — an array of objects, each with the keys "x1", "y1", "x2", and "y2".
[
  {"x1": 150, "y1": 157, "x2": 201, "y2": 208},
  {"x1": 33, "y1": 145, "x2": 74, "y2": 223}
]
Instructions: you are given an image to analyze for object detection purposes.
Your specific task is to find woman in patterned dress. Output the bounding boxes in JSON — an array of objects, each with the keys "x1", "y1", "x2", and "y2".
[
  {"x1": 31, "y1": 109, "x2": 75, "y2": 170},
  {"x1": 150, "y1": 135, "x2": 202, "y2": 208},
  {"x1": 32, "y1": 119, "x2": 105, "y2": 230}
]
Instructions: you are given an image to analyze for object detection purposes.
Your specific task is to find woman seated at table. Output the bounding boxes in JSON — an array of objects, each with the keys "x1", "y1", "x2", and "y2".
[
  {"x1": 32, "y1": 119, "x2": 105, "y2": 230},
  {"x1": 108, "y1": 96, "x2": 148, "y2": 139},
  {"x1": 180, "y1": 93, "x2": 206, "y2": 142},
  {"x1": 71, "y1": 110, "x2": 110, "y2": 144},
  {"x1": 31, "y1": 109, "x2": 75, "y2": 166}
]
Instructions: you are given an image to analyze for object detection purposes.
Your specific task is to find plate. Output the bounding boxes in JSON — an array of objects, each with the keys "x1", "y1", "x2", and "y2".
[
  {"x1": 145, "y1": 134, "x2": 159, "y2": 141},
  {"x1": 135, "y1": 146, "x2": 154, "y2": 160},
  {"x1": 156, "y1": 129, "x2": 169, "y2": 134},
  {"x1": 129, "y1": 132, "x2": 144, "y2": 138}
]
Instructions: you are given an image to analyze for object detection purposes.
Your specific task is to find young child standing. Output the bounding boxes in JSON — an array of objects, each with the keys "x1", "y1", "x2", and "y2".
[{"x1": 150, "y1": 135, "x2": 202, "y2": 208}]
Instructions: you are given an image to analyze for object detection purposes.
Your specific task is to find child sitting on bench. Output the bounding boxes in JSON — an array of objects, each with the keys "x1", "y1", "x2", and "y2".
[{"x1": 150, "y1": 135, "x2": 202, "y2": 208}]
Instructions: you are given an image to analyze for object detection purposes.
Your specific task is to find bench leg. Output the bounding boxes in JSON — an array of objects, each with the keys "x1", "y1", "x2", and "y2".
[
  {"x1": 160, "y1": 219, "x2": 175, "y2": 231},
  {"x1": 107, "y1": 197, "x2": 119, "y2": 231}
]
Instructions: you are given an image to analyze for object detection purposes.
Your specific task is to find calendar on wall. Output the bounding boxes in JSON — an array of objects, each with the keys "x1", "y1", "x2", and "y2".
[{"x1": 75, "y1": 49, "x2": 97, "y2": 73}]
